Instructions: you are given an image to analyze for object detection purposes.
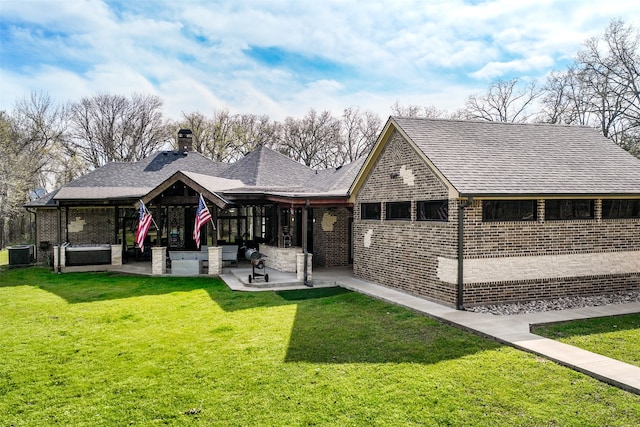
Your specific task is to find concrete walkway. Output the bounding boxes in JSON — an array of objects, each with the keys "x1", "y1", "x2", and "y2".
[{"x1": 222, "y1": 267, "x2": 640, "y2": 395}]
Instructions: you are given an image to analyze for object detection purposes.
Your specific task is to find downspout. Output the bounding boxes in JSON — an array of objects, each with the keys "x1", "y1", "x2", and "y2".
[{"x1": 457, "y1": 196, "x2": 473, "y2": 310}]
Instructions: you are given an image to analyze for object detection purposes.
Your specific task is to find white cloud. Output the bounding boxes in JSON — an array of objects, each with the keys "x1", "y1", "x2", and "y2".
[
  {"x1": 469, "y1": 55, "x2": 555, "y2": 80},
  {"x1": 1, "y1": 0, "x2": 639, "y2": 120}
]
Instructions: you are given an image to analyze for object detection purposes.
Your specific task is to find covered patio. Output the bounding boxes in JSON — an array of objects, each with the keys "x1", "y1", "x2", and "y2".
[{"x1": 30, "y1": 137, "x2": 361, "y2": 280}]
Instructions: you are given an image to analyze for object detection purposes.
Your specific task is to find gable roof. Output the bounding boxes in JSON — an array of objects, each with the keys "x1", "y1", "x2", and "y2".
[
  {"x1": 353, "y1": 117, "x2": 640, "y2": 198},
  {"x1": 42, "y1": 145, "x2": 363, "y2": 206},
  {"x1": 53, "y1": 151, "x2": 228, "y2": 201}
]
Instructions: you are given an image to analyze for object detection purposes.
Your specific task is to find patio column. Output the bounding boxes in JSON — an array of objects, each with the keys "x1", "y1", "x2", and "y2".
[
  {"x1": 53, "y1": 245, "x2": 66, "y2": 270},
  {"x1": 296, "y1": 253, "x2": 313, "y2": 283},
  {"x1": 152, "y1": 246, "x2": 166, "y2": 275},
  {"x1": 208, "y1": 246, "x2": 222, "y2": 276},
  {"x1": 111, "y1": 244, "x2": 122, "y2": 266}
]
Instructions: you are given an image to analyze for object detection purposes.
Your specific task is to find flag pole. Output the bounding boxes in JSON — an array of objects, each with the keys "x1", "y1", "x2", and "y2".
[{"x1": 141, "y1": 200, "x2": 160, "y2": 229}]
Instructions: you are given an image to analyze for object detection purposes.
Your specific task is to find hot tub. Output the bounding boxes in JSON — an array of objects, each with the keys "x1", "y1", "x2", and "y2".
[{"x1": 65, "y1": 244, "x2": 112, "y2": 266}]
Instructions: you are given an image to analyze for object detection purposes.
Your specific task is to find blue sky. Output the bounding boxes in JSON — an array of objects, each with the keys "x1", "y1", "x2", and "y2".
[{"x1": 1, "y1": 0, "x2": 638, "y2": 120}]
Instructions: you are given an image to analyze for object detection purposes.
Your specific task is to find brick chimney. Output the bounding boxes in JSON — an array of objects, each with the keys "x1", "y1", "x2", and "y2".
[{"x1": 177, "y1": 129, "x2": 193, "y2": 152}]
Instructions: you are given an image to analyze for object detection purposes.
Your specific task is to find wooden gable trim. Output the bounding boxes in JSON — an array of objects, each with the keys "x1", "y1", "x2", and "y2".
[{"x1": 141, "y1": 171, "x2": 229, "y2": 209}]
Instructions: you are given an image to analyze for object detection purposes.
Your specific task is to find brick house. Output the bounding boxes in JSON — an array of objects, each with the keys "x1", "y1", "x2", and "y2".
[
  {"x1": 27, "y1": 119, "x2": 640, "y2": 308},
  {"x1": 350, "y1": 117, "x2": 640, "y2": 308},
  {"x1": 27, "y1": 131, "x2": 360, "y2": 276}
]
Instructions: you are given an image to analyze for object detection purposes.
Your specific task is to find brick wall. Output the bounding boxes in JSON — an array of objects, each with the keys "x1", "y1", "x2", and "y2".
[
  {"x1": 36, "y1": 209, "x2": 61, "y2": 264},
  {"x1": 458, "y1": 199, "x2": 640, "y2": 305},
  {"x1": 464, "y1": 274, "x2": 640, "y2": 306},
  {"x1": 34, "y1": 207, "x2": 117, "y2": 264},
  {"x1": 463, "y1": 199, "x2": 640, "y2": 257},
  {"x1": 66, "y1": 207, "x2": 115, "y2": 245},
  {"x1": 353, "y1": 129, "x2": 640, "y2": 307},
  {"x1": 353, "y1": 130, "x2": 459, "y2": 305},
  {"x1": 312, "y1": 207, "x2": 352, "y2": 267}
]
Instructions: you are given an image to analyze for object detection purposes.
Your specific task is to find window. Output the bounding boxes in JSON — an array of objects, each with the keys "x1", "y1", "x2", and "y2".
[
  {"x1": 417, "y1": 200, "x2": 449, "y2": 221},
  {"x1": 602, "y1": 199, "x2": 640, "y2": 219},
  {"x1": 483, "y1": 200, "x2": 537, "y2": 221},
  {"x1": 545, "y1": 199, "x2": 594, "y2": 220},
  {"x1": 360, "y1": 202, "x2": 381, "y2": 220},
  {"x1": 385, "y1": 201, "x2": 411, "y2": 220}
]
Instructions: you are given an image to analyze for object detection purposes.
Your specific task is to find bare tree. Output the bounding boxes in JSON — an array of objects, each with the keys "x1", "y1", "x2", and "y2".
[
  {"x1": 177, "y1": 110, "x2": 280, "y2": 162},
  {"x1": 230, "y1": 113, "x2": 280, "y2": 159},
  {"x1": 176, "y1": 111, "x2": 218, "y2": 155},
  {"x1": 0, "y1": 92, "x2": 68, "y2": 246},
  {"x1": 339, "y1": 107, "x2": 381, "y2": 163},
  {"x1": 0, "y1": 111, "x2": 24, "y2": 248},
  {"x1": 540, "y1": 69, "x2": 585, "y2": 125},
  {"x1": 12, "y1": 91, "x2": 68, "y2": 188},
  {"x1": 68, "y1": 93, "x2": 172, "y2": 169},
  {"x1": 279, "y1": 109, "x2": 342, "y2": 168},
  {"x1": 540, "y1": 19, "x2": 640, "y2": 155},
  {"x1": 578, "y1": 19, "x2": 639, "y2": 151},
  {"x1": 391, "y1": 101, "x2": 450, "y2": 119},
  {"x1": 463, "y1": 78, "x2": 542, "y2": 123},
  {"x1": 208, "y1": 109, "x2": 237, "y2": 162}
]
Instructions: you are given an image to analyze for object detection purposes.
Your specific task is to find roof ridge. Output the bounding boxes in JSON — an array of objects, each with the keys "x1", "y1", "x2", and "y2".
[{"x1": 392, "y1": 116, "x2": 593, "y2": 130}]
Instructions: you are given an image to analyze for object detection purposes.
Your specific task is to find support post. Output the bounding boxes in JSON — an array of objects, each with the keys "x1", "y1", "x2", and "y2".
[
  {"x1": 302, "y1": 199, "x2": 310, "y2": 286},
  {"x1": 457, "y1": 197, "x2": 473, "y2": 310},
  {"x1": 56, "y1": 203, "x2": 62, "y2": 273}
]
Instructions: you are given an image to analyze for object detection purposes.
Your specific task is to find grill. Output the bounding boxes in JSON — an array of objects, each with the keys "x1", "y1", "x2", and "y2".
[{"x1": 245, "y1": 248, "x2": 268, "y2": 283}]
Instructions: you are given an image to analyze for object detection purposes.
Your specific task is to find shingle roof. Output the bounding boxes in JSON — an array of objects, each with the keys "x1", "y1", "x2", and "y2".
[
  {"x1": 54, "y1": 151, "x2": 228, "y2": 200},
  {"x1": 24, "y1": 188, "x2": 59, "y2": 207},
  {"x1": 220, "y1": 145, "x2": 315, "y2": 187},
  {"x1": 392, "y1": 117, "x2": 640, "y2": 196},
  {"x1": 307, "y1": 156, "x2": 366, "y2": 194},
  {"x1": 48, "y1": 146, "x2": 361, "y2": 203}
]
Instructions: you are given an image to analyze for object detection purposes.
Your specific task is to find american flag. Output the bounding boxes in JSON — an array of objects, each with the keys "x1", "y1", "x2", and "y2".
[
  {"x1": 193, "y1": 194, "x2": 212, "y2": 248},
  {"x1": 135, "y1": 201, "x2": 153, "y2": 251}
]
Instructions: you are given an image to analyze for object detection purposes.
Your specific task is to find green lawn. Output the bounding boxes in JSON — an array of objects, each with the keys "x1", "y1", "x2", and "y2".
[
  {"x1": 533, "y1": 314, "x2": 640, "y2": 368},
  {"x1": 1, "y1": 268, "x2": 639, "y2": 426}
]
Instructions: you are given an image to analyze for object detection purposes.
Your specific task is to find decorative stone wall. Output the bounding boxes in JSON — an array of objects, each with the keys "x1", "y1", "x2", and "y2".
[
  {"x1": 258, "y1": 245, "x2": 300, "y2": 272},
  {"x1": 312, "y1": 207, "x2": 352, "y2": 267},
  {"x1": 438, "y1": 251, "x2": 640, "y2": 284}
]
